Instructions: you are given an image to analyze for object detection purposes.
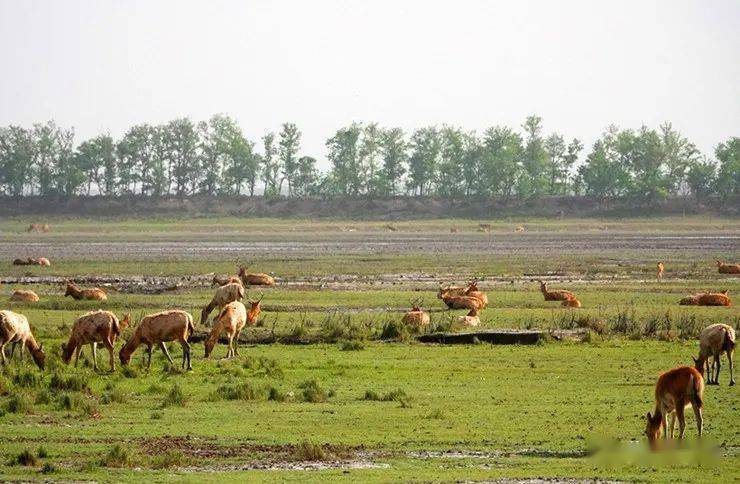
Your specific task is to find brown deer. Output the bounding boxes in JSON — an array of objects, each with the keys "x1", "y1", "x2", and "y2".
[
  {"x1": 64, "y1": 281, "x2": 107, "y2": 301},
  {"x1": 119, "y1": 310, "x2": 194, "y2": 370},
  {"x1": 645, "y1": 366, "x2": 704, "y2": 450},
  {"x1": 694, "y1": 323, "x2": 735, "y2": 386},
  {"x1": 0, "y1": 310, "x2": 45, "y2": 369},
  {"x1": 63, "y1": 311, "x2": 130, "y2": 371}
]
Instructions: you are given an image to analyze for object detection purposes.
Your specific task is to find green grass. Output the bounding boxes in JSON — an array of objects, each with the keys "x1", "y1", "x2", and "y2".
[{"x1": 0, "y1": 215, "x2": 738, "y2": 481}]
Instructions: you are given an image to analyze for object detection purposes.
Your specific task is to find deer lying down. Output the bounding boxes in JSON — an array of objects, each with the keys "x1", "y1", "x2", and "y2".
[
  {"x1": 64, "y1": 281, "x2": 107, "y2": 301},
  {"x1": 402, "y1": 299, "x2": 430, "y2": 328}
]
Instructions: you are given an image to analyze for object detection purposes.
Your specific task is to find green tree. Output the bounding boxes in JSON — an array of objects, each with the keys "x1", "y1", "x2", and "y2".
[
  {"x1": 278, "y1": 123, "x2": 301, "y2": 196},
  {"x1": 377, "y1": 127, "x2": 407, "y2": 196},
  {"x1": 519, "y1": 115, "x2": 548, "y2": 197},
  {"x1": 51, "y1": 127, "x2": 82, "y2": 196},
  {"x1": 406, "y1": 127, "x2": 440, "y2": 196},
  {"x1": 686, "y1": 158, "x2": 717, "y2": 199},
  {"x1": 0, "y1": 126, "x2": 34, "y2": 196},
  {"x1": 75, "y1": 134, "x2": 116, "y2": 195},
  {"x1": 261, "y1": 133, "x2": 280, "y2": 196},
  {"x1": 477, "y1": 126, "x2": 523, "y2": 198},
  {"x1": 578, "y1": 126, "x2": 631, "y2": 198},
  {"x1": 326, "y1": 123, "x2": 362, "y2": 196},
  {"x1": 714, "y1": 137, "x2": 740, "y2": 198},
  {"x1": 436, "y1": 126, "x2": 467, "y2": 198},
  {"x1": 359, "y1": 123, "x2": 381, "y2": 195},
  {"x1": 32, "y1": 121, "x2": 73, "y2": 195},
  {"x1": 294, "y1": 156, "x2": 319, "y2": 196},
  {"x1": 161, "y1": 118, "x2": 200, "y2": 196}
]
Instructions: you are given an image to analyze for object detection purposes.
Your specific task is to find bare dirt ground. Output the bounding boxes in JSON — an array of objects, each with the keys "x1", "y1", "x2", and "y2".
[{"x1": 2, "y1": 232, "x2": 738, "y2": 261}]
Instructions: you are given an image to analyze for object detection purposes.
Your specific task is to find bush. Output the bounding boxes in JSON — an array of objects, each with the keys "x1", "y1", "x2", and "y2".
[
  {"x1": 101, "y1": 385, "x2": 126, "y2": 404},
  {"x1": 41, "y1": 462, "x2": 57, "y2": 474},
  {"x1": 210, "y1": 382, "x2": 258, "y2": 401},
  {"x1": 12, "y1": 369, "x2": 41, "y2": 388},
  {"x1": 37, "y1": 446, "x2": 48, "y2": 458},
  {"x1": 361, "y1": 388, "x2": 408, "y2": 403},
  {"x1": 298, "y1": 379, "x2": 330, "y2": 403},
  {"x1": 339, "y1": 339, "x2": 365, "y2": 351},
  {"x1": 13, "y1": 449, "x2": 38, "y2": 466},
  {"x1": 49, "y1": 372, "x2": 89, "y2": 393},
  {"x1": 161, "y1": 384, "x2": 187, "y2": 407},
  {"x1": 380, "y1": 320, "x2": 410, "y2": 341},
  {"x1": 121, "y1": 366, "x2": 139, "y2": 379},
  {"x1": 34, "y1": 389, "x2": 53, "y2": 405},
  {"x1": 293, "y1": 441, "x2": 327, "y2": 461},
  {"x1": 101, "y1": 445, "x2": 133, "y2": 468},
  {"x1": 267, "y1": 386, "x2": 287, "y2": 402},
  {"x1": 6, "y1": 392, "x2": 34, "y2": 414},
  {"x1": 150, "y1": 450, "x2": 187, "y2": 469}
]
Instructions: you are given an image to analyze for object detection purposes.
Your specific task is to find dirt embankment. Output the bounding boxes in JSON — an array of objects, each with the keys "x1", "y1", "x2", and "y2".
[{"x1": 0, "y1": 195, "x2": 737, "y2": 219}]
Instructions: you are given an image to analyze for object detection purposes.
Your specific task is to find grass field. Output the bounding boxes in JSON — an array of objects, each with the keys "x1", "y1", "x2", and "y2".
[{"x1": 0, "y1": 216, "x2": 738, "y2": 482}]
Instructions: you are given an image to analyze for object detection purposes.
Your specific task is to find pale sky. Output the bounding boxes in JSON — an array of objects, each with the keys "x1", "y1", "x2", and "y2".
[{"x1": 1, "y1": 0, "x2": 738, "y2": 167}]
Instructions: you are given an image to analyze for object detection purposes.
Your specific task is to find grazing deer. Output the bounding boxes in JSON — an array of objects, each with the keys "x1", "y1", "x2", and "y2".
[
  {"x1": 63, "y1": 311, "x2": 130, "y2": 372},
  {"x1": 694, "y1": 323, "x2": 735, "y2": 386},
  {"x1": 657, "y1": 262, "x2": 664, "y2": 282},
  {"x1": 645, "y1": 366, "x2": 704, "y2": 450},
  {"x1": 119, "y1": 310, "x2": 194, "y2": 370},
  {"x1": 201, "y1": 281, "x2": 244, "y2": 325},
  {"x1": 0, "y1": 310, "x2": 45, "y2": 369}
]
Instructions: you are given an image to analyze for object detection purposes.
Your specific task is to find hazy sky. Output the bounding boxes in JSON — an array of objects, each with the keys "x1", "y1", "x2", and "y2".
[{"x1": 1, "y1": 0, "x2": 738, "y2": 166}]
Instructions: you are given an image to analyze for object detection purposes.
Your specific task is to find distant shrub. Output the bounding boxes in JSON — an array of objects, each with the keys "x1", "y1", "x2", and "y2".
[
  {"x1": 37, "y1": 446, "x2": 48, "y2": 458},
  {"x1": 101, "y1": 385, "x2": 126, "y2": 404},
  {"x1": 101, "y1": 445, "x2": 133, "y2": 468},
  {"x1": 361, "y1": 388, "x2": 409, "y2": 403},
  {"x1": 380, "y1": 320, "x2": 410, "y2": 341},
  {"x1": 41, "y1": 462, "x2": 58, "y2": 474},
  {"x1": 150, "y1": 450, "x2": 187, "y2": 469},
  {"x1": 121, "y1": 366, "x2": 139, "y2": 379},
  {"x1": 298, "y1": 379, "x2": 330, "y2": 403},
  {"x1": 267, "y1": 386, "x2": 288, "y2": 402},
  {"x1": 161, "y1": 384, "x2": 187, "y2": 407},
  {"x1": 57, "y1": 392, "x2": 84, "y2": 411},
  {"x1": 12, "y1": 369, "x2": 41, "y2": 388},
  {"x1": 293, "y1": 441, "x2": 327, "y2": 461},
  {"x1": 339, "y1": 339, "x2": 365, "y2": 351},
  {"x1": 12, "y1": 449, "x2": 38, "y2": 466},
  {"x1": 210, "y1": 382, "x2": 258, "y2": 401},
  {"x1": 34, "y1": 389, "x2": 53, "y2": 405},
  {"x1": 6, "y1": 392, "x2": 34, "y2": 414},
  {"x1": 49, "y1": 373, "x2": 89, "y2": 393}
]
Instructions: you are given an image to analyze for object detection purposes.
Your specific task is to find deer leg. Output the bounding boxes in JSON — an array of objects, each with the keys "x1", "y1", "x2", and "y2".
[
  {"x1": 103, "y1": 338, "x2": 115, "y2": 372},
  {"x1": 74, "y1": 345, "x2": 82, "y2": 367},
  {"x1": 159, "y1": 342, "x2": 174, "y2": 364},
  {"x1": 233, "y1": 330, "x2": 241, "y2": 356},
  {"x1": 200, "y1": 302, "x2": 216, "y2": 326},
  {"x1": 728, "y1": 349, "x2": 735, "y2": 386},
  {"x1": 180, "y1": 340, "x2": 192, "y2": 370},
  {"x1": 692, "y1": 402, "x2": 703, "y2": 437},
  {"x1": 668, "y1": 413, "x2": 676, "y2": 439},
  {"x1": 146, "y1": 345, "x2": 153, "y2": 369},
  {"x1": 0, "y1": 342, "x2": 7, "y2": 364},
  {"x1": 676, "y1": 405, "x2": 686, "y2": 439},
  {"x1": 91, "y1": 343, "x2": 98, "y2": 371},
  {"x1": 714, "y1": 354, "x2": 721, "y2": 385},
  {"x1": 661, "y1": 411, "x2": 669, "y2": 440}
]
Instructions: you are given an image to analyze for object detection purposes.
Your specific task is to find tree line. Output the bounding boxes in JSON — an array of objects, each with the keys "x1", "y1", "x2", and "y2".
[{"x1": 0, "y1": 115, "x2": 737, "y2": 200}]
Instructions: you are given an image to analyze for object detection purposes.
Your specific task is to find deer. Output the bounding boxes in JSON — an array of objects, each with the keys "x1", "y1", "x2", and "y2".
[
  {"x1": 200, "y1": 281, "x2": 245, "y2": 325},
  {"x1": 464, "y1": 281, "x2": 488, "y2": 308},
  {"x1": 561, "y1": 296, "x2": 582, "y2": 308},
  {"x1": 645, "y1": 366, "x2": 704, "y2": 450},
  {"x1": 694, "y1": 323, "x2": 735, "y2": 386},
  {"x1": 27, "y1": 223, "x2": 50, "y2": 233},
  {"x1": 63, "y1": 311, "x2": 130, "y2": 372},
  {"x1": 119, "y1": 310, "x2": 195, "y2": 370},
  {"x1": 696, "y1": 290, "x2": 731, "y2": 307},
  {"x1": 401, "y1": 298, "x2": 430, "y2": 328},
  {"x1": 0, "y1": 310, "x2": 45, "y2": 369},
  {"x1": 238, "y1": 265, "x2": 275, "y2": 286},
  {"x1": 456, "y1": 306, "x2": 480, "y2": 327},
  {"x1": 211, "y1": 275, "x2": 242, "y2": 287},
  {"x1": 10, "y1": 290, "x2": 40, "y2": 302},
  {"x1": 12, "y1": 257, "x2": 51, "y2": 266},
  {"x1": 539, "y1": 281, "x2": 575, "y2": 302},
  {"x1": 205, "y1": 301, "x2": 247, "y2": 359},
  {"x1": 715, "y1": 260, "x2": 740, "y2": 274},
  {"x1": 64, "y1": 281, "x2": 107, "y2": 301},
  {"x1": 657, "y1": 262, "x2": 664, "y2": 282}
]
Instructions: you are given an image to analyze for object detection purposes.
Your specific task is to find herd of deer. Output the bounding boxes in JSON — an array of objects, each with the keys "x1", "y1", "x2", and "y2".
[{"x1": 1, "y1": 257, "x2": 738, "y2": 450}]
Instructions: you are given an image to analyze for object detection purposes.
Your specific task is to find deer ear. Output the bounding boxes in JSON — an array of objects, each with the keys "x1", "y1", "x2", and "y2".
[{"x1": 646, "y1": 412, "x2": 652, "y2": 420}]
